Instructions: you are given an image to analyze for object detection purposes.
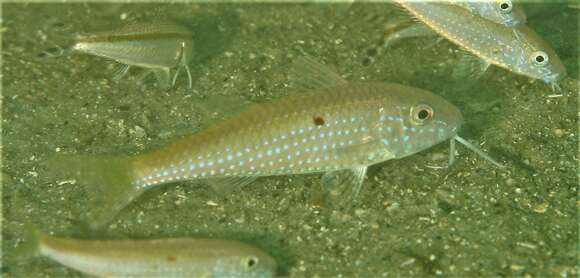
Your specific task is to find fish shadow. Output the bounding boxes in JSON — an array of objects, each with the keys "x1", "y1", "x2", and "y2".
[{"x1": 175, "y1": 5, "x2": 241, "y2": 82}]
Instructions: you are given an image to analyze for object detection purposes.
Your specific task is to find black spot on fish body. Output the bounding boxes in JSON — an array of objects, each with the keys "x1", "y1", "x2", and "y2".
[
  {"x1": 313, "y1": 115, "x2": 325, "y2": 126},
  {"x1": 245, "y1": 256, "x2": 259, "y2": 269},
  {"x1": 248, "y1": 257, "x2": 257, "y2": 267}
]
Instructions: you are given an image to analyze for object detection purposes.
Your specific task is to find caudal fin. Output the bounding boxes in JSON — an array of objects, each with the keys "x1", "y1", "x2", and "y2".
[
  {"x1": 46, "y1": 155, "x2": 144, "y2": 229},
  {"x1": 12, "y1": 224, "x2": 40, "y2": 260}
]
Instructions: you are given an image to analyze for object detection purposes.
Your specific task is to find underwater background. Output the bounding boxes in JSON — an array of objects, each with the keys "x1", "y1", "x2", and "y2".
[{"x1": 1, "y1": 1, "x2": 578, "y2": 277}]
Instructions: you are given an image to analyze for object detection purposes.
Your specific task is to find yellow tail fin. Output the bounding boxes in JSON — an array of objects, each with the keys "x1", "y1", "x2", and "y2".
[
  {"x1": 12, "y1": 224, "x2": 40, "y2": 260},
  {"x1": 46, "y1": 155, "x2": 144, "y2": 229}
]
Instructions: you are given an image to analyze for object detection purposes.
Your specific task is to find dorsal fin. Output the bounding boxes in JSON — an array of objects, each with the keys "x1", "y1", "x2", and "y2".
[
  {"x1": 77, "y1": 20, "x2": 192, "y2": 41},
  {"x1": 288, "y1": 56, "x2": 348, "y2": 92},
  {"x1": 452, "y1": 52, "x2": 491, "y2": 82}
]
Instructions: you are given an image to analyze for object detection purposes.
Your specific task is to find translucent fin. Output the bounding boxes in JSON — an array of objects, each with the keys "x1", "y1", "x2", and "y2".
[
  {"x1": 45, "y1": 155, "x2": 142, "y2": 229},
  {"x1": 153, "y1": 68, "x2": 172, "y2": 90},
  {"x1": 289, "y1": 56, "x2": 348, "y2": 92},
  {"x1": 112, "y1": 64, "x2": 131, "y2": 81},
  {"x1": 191, "y1": 94, "x2": 252, "y2": 126},
  {"x1": 334, "y1": 139, "x2": 395, "y2": 166},
  {"x1": 136, "y1": 69, "x2": 154, "y2": 86},
  {"x1": 383, "y1": 22, "x2": 437, "y2": 49},
  {"x1": 454, "y1": 135, "x2": 505, "y2": 168},
  {"x1": 106, "y1": 20, "x2": 192, "y2": 37},
  {"x1": 452, "y1": 53, "x2": 491, "y2": 81},
  {"x1": 328, "y1": 109, "x2": 395, "y2": 165},
  {"x1": 423, "y1": 37, "x2": 445, "y2": 49},
  {"x1": 391, "y1": 2, "x2": 414, "y2": 18},
  {"x1": 207, "y1": 177, "x2": 257, "y2": 195},
  {"x1": 12, "y1": 224, "x2": 40, "y2": 260},
  {"x1": 321, "y1": 166, "x2": 367, "y2": 207}
]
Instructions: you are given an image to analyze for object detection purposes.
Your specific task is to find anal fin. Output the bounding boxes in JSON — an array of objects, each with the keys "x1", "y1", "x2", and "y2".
[
  {"x1": 207, "y1": 176, "x2": 257, "y2": 195},
  {"x1": 112, "y1": 64, "x2": 131, "y2": 81}
]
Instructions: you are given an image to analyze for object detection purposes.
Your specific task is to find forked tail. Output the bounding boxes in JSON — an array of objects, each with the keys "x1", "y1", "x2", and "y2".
[
  {"x1": 46, "y1": 155, "x2": 144, "y2": 229},
  {"x1": 12, "y1": 224, "x2": 40, "y2": 260}
]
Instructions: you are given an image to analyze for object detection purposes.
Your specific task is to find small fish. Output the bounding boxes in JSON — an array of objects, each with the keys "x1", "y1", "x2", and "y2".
[
  {"x1": 448, "y1": 0, "x2": 527, "y2": 27},
  {"x1": 390, "y1": 1, "x2": 566, "y2": 90},
  {"x1": 50, "y1": 57, "x2": 502, "y2": 226},
  {"x1": 73, "y1": 21, "x2": 194, "y2": 89},
  {"x1": 15, "y1": 228, "x2": 277, "y2": 278}
]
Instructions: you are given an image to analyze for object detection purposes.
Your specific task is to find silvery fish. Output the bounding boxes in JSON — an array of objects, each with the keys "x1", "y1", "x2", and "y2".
[
  {"x1": 73, "y1": 21, "x2": 194, "y2": 89},
  {"x1": 15, "y1": 229, "x2": 277, "y2": 278},
  {"x1": 449, "y1": 0, "x2": 526, "y2": 27},
  {"x1": 390, "y1": 1, "x2": 566, "y2": 90},
  {"x1": 51, "y1": 57, "x2": 501, "y2": 226}
]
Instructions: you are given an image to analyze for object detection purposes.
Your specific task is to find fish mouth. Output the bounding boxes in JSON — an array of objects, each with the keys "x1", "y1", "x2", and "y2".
[
  {"x1": 543, "y1": 72, "x2": 565, "y2": 91},
  {"x1": 544, "y1": 72, "x2": 563, "y2": 83},
  {"x1": 505, "y1": 19, "x2": 522, "y2": 28}
]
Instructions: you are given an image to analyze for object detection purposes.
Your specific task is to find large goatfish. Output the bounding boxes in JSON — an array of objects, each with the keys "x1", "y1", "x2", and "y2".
[
  {"x1": 50, "y1": 57, "x2": 502, "y2": 227},
  {"x1": 388, "y1": 1, "x2": 566, "y2": 90}
]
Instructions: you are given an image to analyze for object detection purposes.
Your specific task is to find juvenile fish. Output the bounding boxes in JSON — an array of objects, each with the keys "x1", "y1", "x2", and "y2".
[
  {"x1": 52, "y1": 58, "x2": 501, "y2": 226},
  {"x1": 448, "y1": 0, "x2": 526, "y2": 27},
  {"x1": 391, "y1": 1, "x2": 566, "y2": 90},
  {"x1": 73, "y1": 21, "x2": 194, "y2": 89},
  {"x1": 16, "y1": 229, "x2": 277, "y2": 278}
]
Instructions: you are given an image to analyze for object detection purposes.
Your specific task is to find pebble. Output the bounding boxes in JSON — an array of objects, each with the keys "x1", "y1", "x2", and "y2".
[
  {"x1": 552, "y1": 128, "x2": 565, "y2": 137},
  {"x1": 533, "y1": 202, "x2": 549, "y2": 213}
]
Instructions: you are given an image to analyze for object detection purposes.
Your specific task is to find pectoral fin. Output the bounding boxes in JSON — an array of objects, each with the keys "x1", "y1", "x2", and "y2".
[{"x1": 321, "y1": 166, "x2": 368, "y2": 207}]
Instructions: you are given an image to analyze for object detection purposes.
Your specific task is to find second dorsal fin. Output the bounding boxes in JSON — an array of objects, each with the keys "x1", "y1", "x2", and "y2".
[{"x1": 289, "y1": 56, "x2": 348, "y2": 92}]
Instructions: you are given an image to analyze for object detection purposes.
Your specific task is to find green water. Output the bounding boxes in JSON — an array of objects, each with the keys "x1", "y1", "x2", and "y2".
[{"x1": 2, "y1": 2, "x2": 578, "y2": 277}]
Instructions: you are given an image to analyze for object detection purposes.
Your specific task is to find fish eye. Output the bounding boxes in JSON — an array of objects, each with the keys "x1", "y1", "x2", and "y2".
[
  {"x1": 531, "y1": 51, "x2": 549, "y2": 67},
  {"x1": 244, "y1": 256, "x2": 259, "y2": 269},
  {"x1": 499, "y1": 1, "x2": 512, "y2": 13},
  {"x1": 410, "y1": 104, "x2": 433, "y2": 125}
]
